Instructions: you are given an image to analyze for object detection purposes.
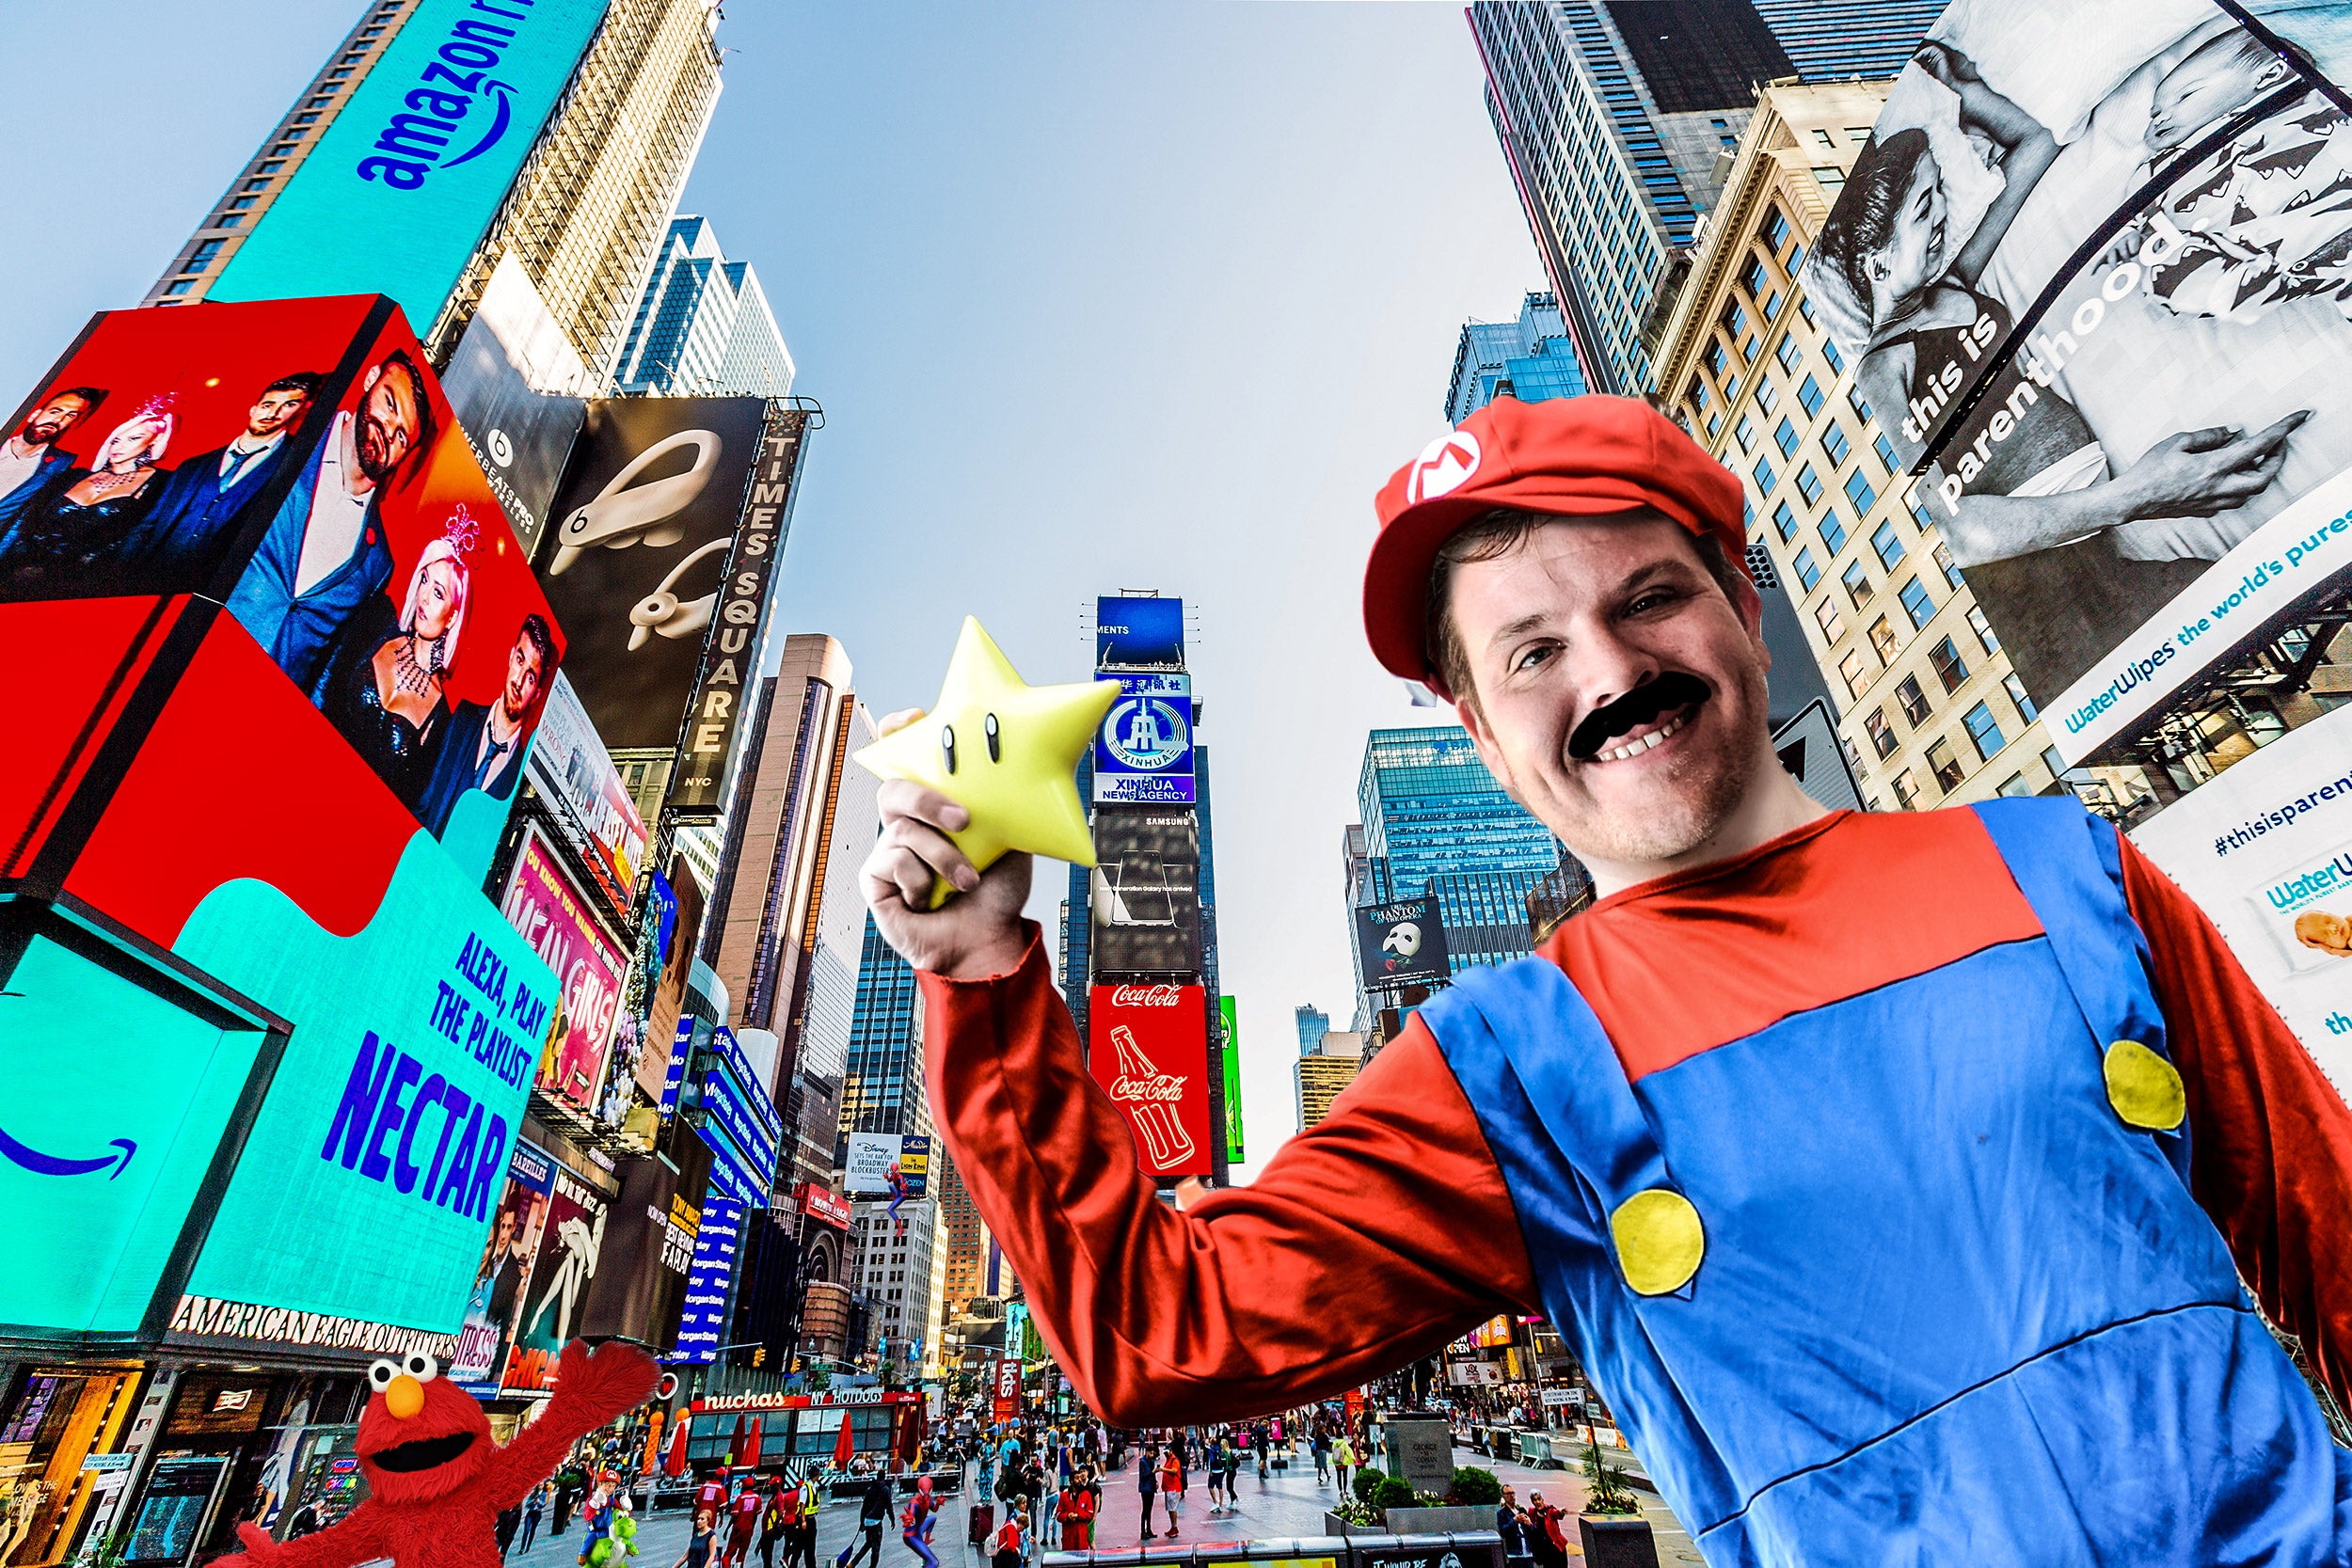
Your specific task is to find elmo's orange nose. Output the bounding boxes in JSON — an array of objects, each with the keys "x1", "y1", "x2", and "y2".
[{"x1": 385, "y1": 1374, "x2": 425, "y2": 1419}]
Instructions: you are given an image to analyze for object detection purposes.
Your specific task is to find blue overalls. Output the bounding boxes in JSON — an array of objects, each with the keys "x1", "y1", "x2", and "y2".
[{"x1": 1419, "y1": 799, "x2": 2352, "y2": 1563}]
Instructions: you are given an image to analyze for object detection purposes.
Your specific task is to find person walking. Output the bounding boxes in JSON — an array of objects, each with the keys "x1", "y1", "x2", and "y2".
[
  {"x1": 1524, "y1": 1493, "x2": 1567, "y2": 1568},
  {"x1": 1136, "y1": 1444, "x2": 1159, "y2": 1540},
  {"x1": 988, "y1": 1505, "x2": 1025, "y2": 1568},
  {"x1": 835, "y1": 1476, "x2": 893, "y2": 1568},
  {"x1": 1056, "y1": 1469, "x2": 1096, "y2": 1551},
  {"x1": 1157, "y1": 1447, "x2": 1184, "y2": 1540},
  {"x1": 1311, "y1": 1426, "x2": 1331, "y2": 1486},
  {"x1": 1203, "y1": 1437, "x2": 1226, "y2": 1516},
  {"x1": 674, "y1": 1513, "x2": 718, "y2": 1568},
  {"x1": 790, "y1": 1473, "x2": 820, "y2": 1568},
  {"x1": 518, "y1": 1486, "x2": 548, "y2": 1556},
  {"x1": 496, "y1": 1505, "x2": 523, "y2": 1561},
  {"x1": 1251, "y1": 1426, "x2": 1268, "y2": 1484}
]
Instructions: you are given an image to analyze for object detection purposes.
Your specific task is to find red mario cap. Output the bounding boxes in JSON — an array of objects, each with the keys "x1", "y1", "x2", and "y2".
[{"x1": 1363, "y1": 394, "x2": 1745, "y2": 696}]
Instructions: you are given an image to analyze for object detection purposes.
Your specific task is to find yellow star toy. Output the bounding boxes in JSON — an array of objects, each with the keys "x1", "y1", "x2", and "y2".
[{"x1": 854, "y1": 616, "x2": 1117, "y2": 908}]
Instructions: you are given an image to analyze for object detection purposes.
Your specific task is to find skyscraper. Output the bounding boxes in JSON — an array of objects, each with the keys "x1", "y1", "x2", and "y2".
[
  {"x1": 1295, "y1": 1006, "x2": 1331, "y2": 1056},
  {"x1": 1468, "y1": 0, "x2": 1942, "y2": 396},
  {"x1": 1351, "y1": 726, "x2": 1566, "y2": 1029},
  {"x1": 838, "y1": 915, "x2": 929, "y2": 1147},
  {"x1": 1295, "y1": 1034, "x2": 1367, "y2": 1132},
  {"x1": 1445, "y1": 293, "x2": 1588, "y2": 422},
  {"x1": 612, "y1": 216, "x2": 797, "y2": 396},
  {"x1": 153, "y1": 0, "x2": 728, "y2": 382}
]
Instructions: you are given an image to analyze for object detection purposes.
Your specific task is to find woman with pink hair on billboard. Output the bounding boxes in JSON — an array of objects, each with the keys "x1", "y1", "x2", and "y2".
[
  {"x1": 0, "y1": 392, "x2": 174, "y2": 594},
  {"x1": 321, "y1": 507, "x2": 476, "y2": 810}
]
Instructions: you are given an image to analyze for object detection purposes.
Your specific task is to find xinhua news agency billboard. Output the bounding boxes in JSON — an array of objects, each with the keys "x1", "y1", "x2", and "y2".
[
  {"x1": 1798, "y1": 0, "x2": 2352, "y2": 764},
  {"x1": 0, "y1": 295, "x2": 562, "y2": 1338},
  {"x1": 210, "y1": 0, "x2": 608, "y2": 330},
  {"x1": 1093, "y1": 672, "x2": 1195, "y2": 804},
  {"x1": 1089, "y1": 984, "x2": 1213, "y2": 1178}
]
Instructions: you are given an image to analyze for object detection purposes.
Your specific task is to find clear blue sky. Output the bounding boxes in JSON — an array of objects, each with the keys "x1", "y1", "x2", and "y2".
[{"x1": 0, "y1": 2, "x2": 1544, "y2": 1180}]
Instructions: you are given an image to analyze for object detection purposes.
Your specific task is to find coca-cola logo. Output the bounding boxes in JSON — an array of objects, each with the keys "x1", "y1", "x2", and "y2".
[
  {"x1": 1110, "y1": 985, "x2": 1182, "y2": 1007},
  {"x1": 1109, "y1": 1072, "x2": 1188, "y2": 1103}
]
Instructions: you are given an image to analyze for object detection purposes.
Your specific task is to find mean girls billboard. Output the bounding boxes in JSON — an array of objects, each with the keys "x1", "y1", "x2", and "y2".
[{"x1": 1801, "y1": 0, "x2": 2352, "y2": 763}]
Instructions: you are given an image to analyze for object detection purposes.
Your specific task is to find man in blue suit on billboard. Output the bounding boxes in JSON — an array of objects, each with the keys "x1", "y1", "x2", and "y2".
[
  {"x1": 127, "y1": 372, "x2": 322, "y2": 583},
  {"x1": 417, "y1": 612, "x2": 555, "y2": 835},
  {"x1": 227, "y1": 350, "x2": 434, "y2": 698}
]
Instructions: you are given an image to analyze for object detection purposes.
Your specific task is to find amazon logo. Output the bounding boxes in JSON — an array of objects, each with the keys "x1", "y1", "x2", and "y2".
[
  {"x1": 355, "y1": 7, "x2": 543, "y2": 192},
  {"x1": 0, "y1": 1122, "x2": 135, "y2": 1180}
]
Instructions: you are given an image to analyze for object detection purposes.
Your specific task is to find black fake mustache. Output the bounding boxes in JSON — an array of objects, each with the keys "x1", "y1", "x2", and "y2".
[{"x1": 1566, "y1": 672, "x2": 1711, "y2": 761}]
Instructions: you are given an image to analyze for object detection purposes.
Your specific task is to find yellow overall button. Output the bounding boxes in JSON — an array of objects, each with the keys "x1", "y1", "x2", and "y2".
[
  {"x1": 1612, "y1": 1188, "x2": 1705, "y2": 1295},
  {"x1": 2104, "y1": 1039, "x2": 2185, "y2": 1132}
]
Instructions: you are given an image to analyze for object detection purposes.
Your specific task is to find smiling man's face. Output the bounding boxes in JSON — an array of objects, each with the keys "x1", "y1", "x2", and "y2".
[{"x1": 1447, "y1": 510, "x2": 1775, "y2": 882}]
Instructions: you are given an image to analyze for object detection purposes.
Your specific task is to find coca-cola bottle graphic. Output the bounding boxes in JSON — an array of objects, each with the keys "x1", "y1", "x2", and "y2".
[{"x1": 1109, "y1": 1024, "x2": 1196, "y2": 1168}]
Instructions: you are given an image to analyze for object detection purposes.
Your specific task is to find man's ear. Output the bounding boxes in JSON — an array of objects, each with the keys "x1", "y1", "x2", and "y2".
[{"x1": 1732, "y1": 572, "x2": 1770, "y2": 671}]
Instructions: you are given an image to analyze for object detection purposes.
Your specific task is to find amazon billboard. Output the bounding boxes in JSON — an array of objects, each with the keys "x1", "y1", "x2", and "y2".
[
  {"x1": 208, "y1": 0, "x2": 609, "y2": 331},
  {"x1": 0, "y1": 295, "x2": 562, "y2": 1342}
]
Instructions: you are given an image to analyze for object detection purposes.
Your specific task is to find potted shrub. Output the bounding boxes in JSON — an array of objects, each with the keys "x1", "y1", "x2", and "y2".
[{"x1": 1577, "y1": 1435, "x2": 1658, "y2": 1568}]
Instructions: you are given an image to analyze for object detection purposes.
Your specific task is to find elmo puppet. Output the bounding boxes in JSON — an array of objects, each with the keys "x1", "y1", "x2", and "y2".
[{"x1": 217, "y1": 1340, "x2": 657, "y2": 1568}]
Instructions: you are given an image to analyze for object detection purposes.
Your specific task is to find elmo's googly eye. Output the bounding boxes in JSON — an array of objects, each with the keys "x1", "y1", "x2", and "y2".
[
  {"x1": 369, "y1": 1359, "x2": 399, "y2": 1389},
  {"x1": 405, "y1": 1354, "x2": 440, "y2": 1383}
]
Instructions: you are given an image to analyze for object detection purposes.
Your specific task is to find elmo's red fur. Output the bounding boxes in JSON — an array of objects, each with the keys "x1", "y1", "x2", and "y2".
[{"x1": 215, "y1": 1340, "x2": 657, "y2": 1568}]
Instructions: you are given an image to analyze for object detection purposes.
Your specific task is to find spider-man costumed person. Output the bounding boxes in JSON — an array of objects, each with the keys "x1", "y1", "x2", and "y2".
[
  {"x1": 217, "y1": 1340, "x2": 658, "y2": 1568},
  {"x1": 863, "y1": 395, "x2": 2352, "y2": 1563}
]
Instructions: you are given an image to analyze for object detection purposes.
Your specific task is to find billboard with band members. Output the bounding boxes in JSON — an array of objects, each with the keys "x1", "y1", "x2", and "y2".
[
  {"x1": 534, "y1": 398, "x2": 771, "y2": 753},
  {"x1": 1, "y1": 295, "x2": 563, "y2": 1338},
  {"x1": 207, "y1": 0, "x2": 609, "y2": 331},
  {"x1": 1800, "y1": 0, "x2": 2352, "y2": 764},
  {"x1": 1089, "y1": 983, "x2": 1213, "y2": 1178},
  {"x1": 501, "y1": 825, "x2": 626, "y2": 1117}
]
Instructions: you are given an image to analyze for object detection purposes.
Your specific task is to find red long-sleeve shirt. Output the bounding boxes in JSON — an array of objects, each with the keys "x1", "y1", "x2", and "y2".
[{"x1": 922, "y1": 808, "x2": 2352, "y2": 1426}]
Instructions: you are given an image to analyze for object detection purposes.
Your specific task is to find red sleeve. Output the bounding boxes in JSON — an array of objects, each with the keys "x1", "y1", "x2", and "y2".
[
  {"x1": 2122, "y1": 832, "x2": 2352, "y2": 1409},
  {"x1": 920, "y1": 923, "x2": 1537, "y2": 1427}
]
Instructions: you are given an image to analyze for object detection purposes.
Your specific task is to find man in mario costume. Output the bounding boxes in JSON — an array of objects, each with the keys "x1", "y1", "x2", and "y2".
[{"x1": 861, "y1": 394, "x2": 2352, "y2": 1563}]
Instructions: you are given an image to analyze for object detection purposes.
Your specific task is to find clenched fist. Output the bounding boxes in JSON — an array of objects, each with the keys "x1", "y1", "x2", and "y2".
[{"x1": 861, "y1": 707, "x2": 1033, "y2": 979}]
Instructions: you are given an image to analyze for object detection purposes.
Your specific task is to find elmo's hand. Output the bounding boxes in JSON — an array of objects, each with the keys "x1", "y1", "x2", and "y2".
[{"x1": 549, "y1": 1340, "x2": 660, "y2": 1427}]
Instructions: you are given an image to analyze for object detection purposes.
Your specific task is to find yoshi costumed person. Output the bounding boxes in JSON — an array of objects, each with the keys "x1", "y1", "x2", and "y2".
[
  {"x1": 861, "y1": 394, "x2": 2352, "y2": 1564},
  {"x1": 219, "y1": 1340, "x2": 659, "y2": 1568}
]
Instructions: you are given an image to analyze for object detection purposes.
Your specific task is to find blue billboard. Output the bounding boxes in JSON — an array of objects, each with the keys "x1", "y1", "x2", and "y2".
[
  {"x1": 210, "y1": 0, "x2": 608, "y2": 328},
  {"x1": 1096, "y1": 596, "x2": 1184, "y2": 670},
  {"x1": 1093, "y1": 673, "x2": 1195, "y2": 804},
  {"x1": 671, "y1": 1194, "x2": 740, "y2": 1366}
]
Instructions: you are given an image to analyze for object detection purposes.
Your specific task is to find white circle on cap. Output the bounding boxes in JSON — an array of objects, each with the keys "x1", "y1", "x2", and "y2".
[{"x1": 1406, "y1": 430, "x2": 1481, "y2": 504}]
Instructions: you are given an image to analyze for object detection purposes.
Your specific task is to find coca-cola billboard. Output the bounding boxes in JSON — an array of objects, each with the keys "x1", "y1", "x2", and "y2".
[{"x1": 1089, "y1": 983, "x2": 1212, "y2": 1178}]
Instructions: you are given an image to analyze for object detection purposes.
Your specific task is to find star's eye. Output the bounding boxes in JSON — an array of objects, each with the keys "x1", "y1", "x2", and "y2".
[
  {"x1": 984, "y1": 714, "x2": 1000, "y2": 763},
  {"x1": 369, "y1": 1359, "x2": 399, "y2": 1389},
  {"x1": 940, "y1": 724, "x2": 957, "y2": 775},
  {"x1": 405, "y1": 1354, "x2": 440, "y2": 1383}
]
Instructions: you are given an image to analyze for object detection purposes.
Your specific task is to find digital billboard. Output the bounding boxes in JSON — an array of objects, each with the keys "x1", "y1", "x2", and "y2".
[
  {"x1": 1800, "y1": 1, "x2": 2352, "y2": 761},
  {"x1": 1092, "y1": 673, "x2": 1196, "y2": 804},
  {"x1": 580, "y1": 1140, "x2": 709, "y2": 1352},
  {"x1": 451, "y1": 1138, "x2": 555, "y2": 1392},
  {"x1": 673, "y1": 1194, "x2": 742, "y2": 1366},
  {"x1": 501, "y1": 825, "x2": 625, "y2": 1117},
  {"x1": 500, "y1": 1157, "x2": 609, "y2": 1392},
  {"x1": 1356, "y1": 896, "x2": 1451, "y2": 989},
  {"x1": 844, "y1": 1132, "x2": 905, "y2": 1198},
  {"x1": 438, "y1": 256, "x2": 592, "y2": 559},
  {"x1": 208, "y1": 0, "x2": 609, "y2": 329},
  {"x1": 0, "y1": 296, "x2": 565, "y2": 1338},
  {"x1": 1096, "y1": 594, "x2": 1184, "y2": 669},
  {"x1": 0, "y1": 928, "x2": 274, "y2": 1337},
  {"x1": 1088, "y1": 984, "x2": 1214, "y2": 1178},
  {"x1": 667, "y1": 406, "x2": 810, "y2": 819},
  {"x1": 536, "y1": 398, "x2": 771, "y2": 752},
  {"x1": 1218, "y1": 994, "x2": 1245, "y2": 1165},
  {"x1": 1089, "y1": 808, "x2": 1204, "y2": 975},
  {"x1": 523, "y1": 671, "x2": 648, "y2": 909}
]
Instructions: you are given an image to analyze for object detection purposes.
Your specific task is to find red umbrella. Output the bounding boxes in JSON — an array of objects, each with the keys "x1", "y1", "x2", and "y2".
[
  {"x1": 831, "y1": 1410, "x2": 854, "y2": 1470},
  {"x1": 743, "y1": 1417, "x2": 765, "y2": 1471},
  {"x1": 664, "y1": 1413, "x2": 691, "y2": 1478}
]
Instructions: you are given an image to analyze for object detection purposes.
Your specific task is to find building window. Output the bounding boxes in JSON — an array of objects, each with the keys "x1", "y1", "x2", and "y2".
[
  {"x1": 1849, "y1": 385, "x2": 1873, "y2": 423},
  {"x1": 1739, "y1": 255, "x2": 1769, "y2": 297},
  {"x1": 1842, "y1": 559, "x2": 1872, "y2": 608},
  {"x1": 1722, "y1": 300, "x2": 1751, "y2": 341},
  {"x1": 1911, "y1": 497, "x2": 1935, "y2": 531},
  {"x1": 1707, "y1": 410, "x2": 1724, "y2": 439},
  {"x1": 1930, "y1": 635, "x2": 1969, "y2": 693},
  {"x1": 2005, "y1": 672, "x2": 2038, "y2": 722},
  {"x1": 2042, "y1": 744, "x2": 2069, "y2": 780},
  {"x1": 216, "y1": 214, "x2": 243, "y2": 229},
  {"x1": 1753, "y1": 378, "x2": 1776, "y2": 415},
  {"x1": 1724, "y1": 372, "x2": 1742, "y2": 404},
  {"x1": 1789, "y1": 243, "x2": 1806, "y2": 273},
  {"x1": 1761, "y1": 288, "x2": 1784, "y2": 322},
  {"x1": 1870, "y1": 519, "x2": 1905, "y2": 569},
  {"x1": 1753, "y1": 454, "x2": 1777, "y2": 494},
  {"x1": 1772, "y1": 499, "x2": 1799, "y2": 543},
  {"x1": 1873, "y1": 432, "x2": 1899, "y2": 475},
  {"x1": 1926, "y1": 736, "x2": 1966, "y2": 792},
  {"x1": 1794, "y1": 463, "x2": 1823, "y2": 505},
  {"x1": 1737, "y1": 413, "x2": 1757, "y2": 452},
  {"x1": 1839, "y1": 649, "x2": 1871, "y2": 699},
  {"x1": 244, "y1": 179, "x2": 271, "y2": 193},
  {"x1": 1894, "y1": 768, "x2": 1923, "y2": 810},
  {"x1": 1837, "y1": 471, "x2": 1874, "y2": 521},
  {"x1": 1963, "y1": 701, "x2": 2007, "y2": 761},
  {"x1": 1814, "y1": 166, "x2": 1846, "y2": 195},
  {"x1": 1692, "y1": 378, "x2": 1713, "y2": 411},
  {"x1": 1898, "y1": 674, "x2": 1932, "y2": 725},
  {"x1": 162, "y1": 279, "x2": 194, "y2": 296},
  {"x1": 1792, "y1": 546, "x2": 1820, "y2": 591},
  {"x1": 1868, "y1": 615, "x2": 1900, "y2": 663},
  {"x1": 1932, "y1": 545, "x2": 1963, "y2": 591},
  {"x1": 1967, "y1": 605, "x2": 2000, "y2": 656},
  {"x1": 1820, "y1": 511, "x2": 1848, "y2": 556},
  {"x1": 1798, "y1": 292, "x2": 1820, "y2": 330},
  {"x1": 1822, "y1": 337, "x2": 1845, "y2": 373},
  {"x1": 1812, "y1": 128, "x2": 1836, "y2": 150},
  {"x1": 1763, "y1": 207, "x2": 1791, "y2": 251},
  {"x1": 1796, "y1": 373, "x2": 1825, "y2": 418},
  {"x1": 1705, "y1": 341, "x2": 1728, "y2": 380},
  {"x1": 1773, "y1": 334, "x2": 1803, "y2": 376},
  {"x1": 1899, "y1": 577, "x2": 1934, "y2": 631},
  {"x1": 1815, "y1": 598, "x2": 1846, "y2": 643},
  {"x1": 258, "y1": 159, "x2": 285, "y2": 173},
  {"x1": 1865, "y1": 708, "x2": 1898, "y2": 760},
  {"x1": 184, "y1": 239, "x2": 226, "y2": 273},
  {"x1": 1773, "y1": 418, "x2": 1801, "y2": 459},
  {"x1": 1820, "y1": 421, "x2": 1850, "y2": 467}
]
